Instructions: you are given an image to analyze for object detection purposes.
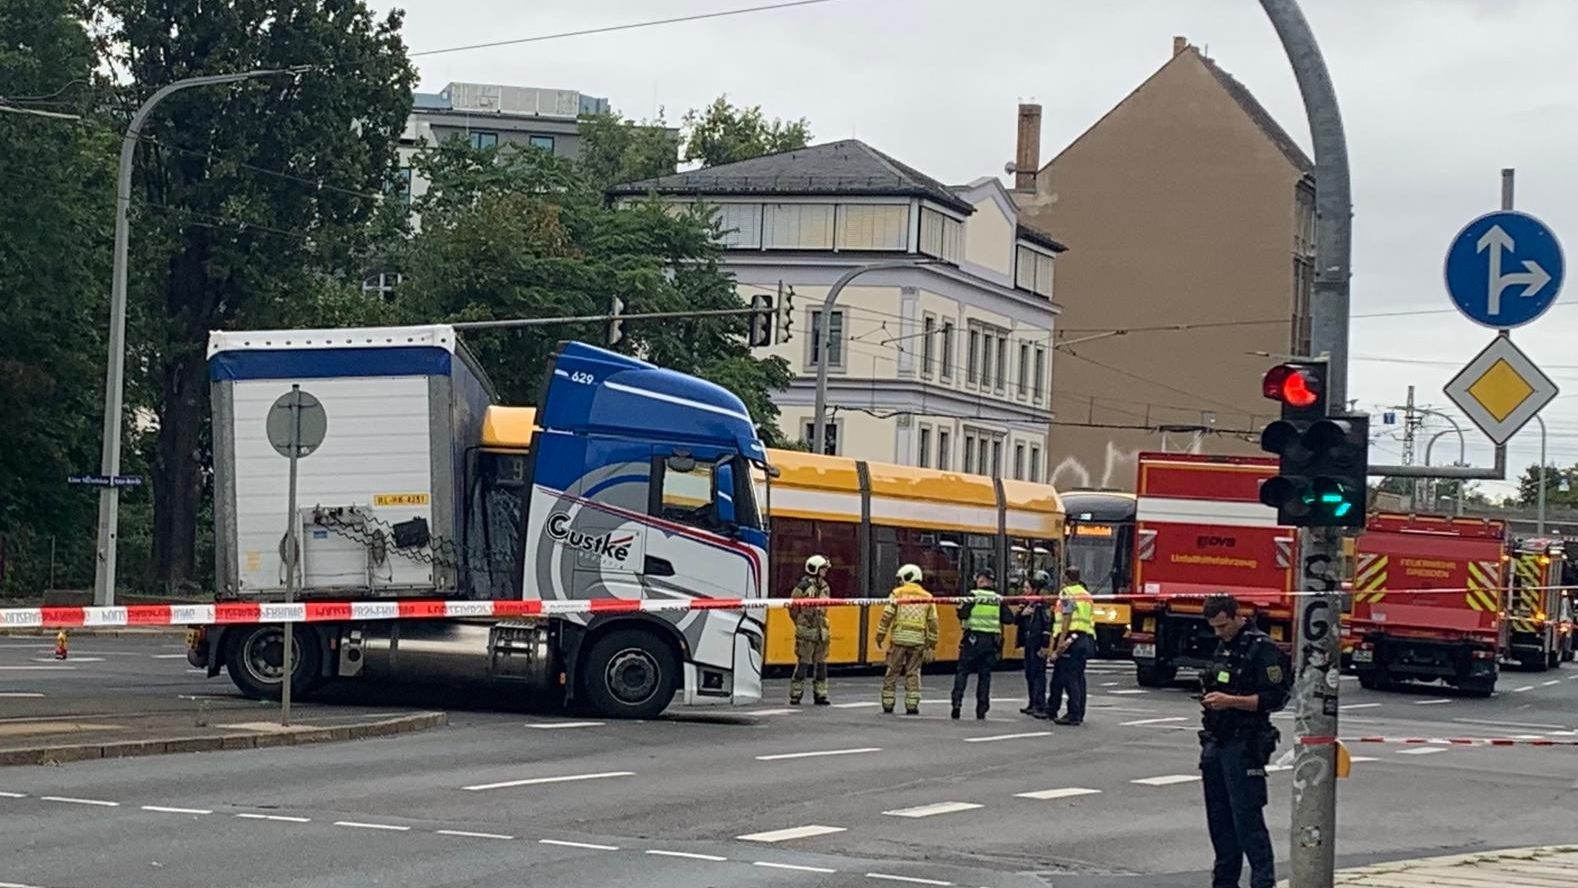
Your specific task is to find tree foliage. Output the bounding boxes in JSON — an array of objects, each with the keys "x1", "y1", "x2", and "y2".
[
  {"x1": 1516, "y1": 463, "x2": 1578, "y2": 508},
  {"x1": 681, "y1": 95, "x2": 811, "y2": 168},
  {"x1": 392, "y1": 140, "x2": 791, "y2": 444},
  {"x1": 0, "y1": 0, "x2": 115, "y2": 595},
  {"x1": 577, "y1": 109, "x2": 680, "y2": 190},
  {"x1": 96, "y1": 0, "x2": 416, "y2": 593}
]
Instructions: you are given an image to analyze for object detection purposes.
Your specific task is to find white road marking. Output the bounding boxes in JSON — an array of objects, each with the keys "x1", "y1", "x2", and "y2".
[
  {"x1": 1120, "y1": 716, "x2": 1187, "y2": 726},
  {"x1": 866, "y1": 873, "x2": 953, "y2": 886},
  {"x1": 0, "y1": 693, "x2": 45, "y2": 698},
  {"x1": 756, "y1": 747, "x2": 882, "y2": 761},
  {"x1": 746, "y1": 708, "x2": 800, "y2": 716},
  {"x1": 0, "y1": 792, "x2": 28, "y2": 798},
  {"x1": 527, "y1": 721, "x2": 605, "y2": 730},
  {"x1": 0, "y1": 881, "x2": 45, "y2": 888},
  {"x1": 1131, "y1": 775, "x2": 1200, "y2": 787},
  {"x1": 961, "y1": 731, "x2": 1051, "y2": 743},
  {"x1": 736, "y1": 825, "x2": 847, "y2": 843},
  {"x1": 832, "y1": 701, "x2": 880, "y2": 709},
  {"x1": 1511, "y1": 685, "x2": 1536, "y2": 693},
  {"x1": 436, "y1": 829, "x2": 514, "y2": 840},
  {"x1": 31, "y1": 657, "x2": 104, "y2": 663},
  {"x1": 463, "y1": 771, "x2": 635, "y2": 791},
  {"x1": 0, "y1": 666, "x2": 74, "y2": 671},
  {"x1": 1100, "y1": 681, "x2": 1119, "y2": 687},
  {"x1": 646, "y1": 850, "x2": 727, "y2": 862},
  {"x1": 1340, "y1": 703, "x2": 1382, "y2": 710},
  {"x1": 335, "y1": 821, "x2": 410, "y2": 831},
  {"x1": 1349, "y1": 756, "x2": 1379, "y2": 764},
  {"x1": 236, "y1": 813, "x2": 310, "y2": 822},
  {"x1": 1542, "y1": 680, "x2": 1562, "y2": 687},
  {"x1": 1015, "y1": 787, "x2": 1101, "y2": 801},
  {"x1": 882, "y1": 802, "x2": 983, "y2": 818},
  {"x1": 141, "y1": 805, "x2": 211, "y2": 815},
  {"x1": 1453, "y1": 717, "x2": 1568, "y2": 730},
  {"x1": 1413, "y1": 699, "x2": 1453, "y2": 706},
  {"x1": 754, "y1": 861, "x2": 838, "y2": 874},
  {"x1": 1107, "y1": 689, "x2": 1148, "y2": 695},
  {"x1": 1398, "y1": 747, "x2": 1447, "y2": 756},
  {"x1": 41, "y1": 796, "x2": 118, "y2": 807},
  {"x1": 150, "y1": 653, "x2": 190, "y2": 659},
  {"x1": 539, "y1": 839, "x2": 619, "y2": 851}
]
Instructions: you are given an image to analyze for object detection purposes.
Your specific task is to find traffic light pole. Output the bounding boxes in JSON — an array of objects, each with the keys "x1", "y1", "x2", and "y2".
[{"x1": 1258, "y1": 2, "x2": 1351, "y2": 885}]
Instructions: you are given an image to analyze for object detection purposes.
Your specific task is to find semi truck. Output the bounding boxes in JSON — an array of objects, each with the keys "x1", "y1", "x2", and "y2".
[
  {"x1": 1344, "y1": 513, "x2": 1504, "y2": 696},
  {"x1": 186, "y1": 325, "x2": 769, "y2": 718},
  {"x1": 1124, "y1": 453, "x2": 1294, "y2": 686}
]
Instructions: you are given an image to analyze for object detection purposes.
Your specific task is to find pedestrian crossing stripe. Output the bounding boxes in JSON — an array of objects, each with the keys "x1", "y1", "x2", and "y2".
[
  {"x1": 1465, "y1": 560, "x2": 1500, "y2": 612},
  {"x1": 1352, "y1": 553, "x2": 1388, "y2": 604}
]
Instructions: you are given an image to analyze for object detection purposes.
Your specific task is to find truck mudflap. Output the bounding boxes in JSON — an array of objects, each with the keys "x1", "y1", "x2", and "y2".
[{"x1": 682, "y1": 616, "x2": 763, "y2": 706}]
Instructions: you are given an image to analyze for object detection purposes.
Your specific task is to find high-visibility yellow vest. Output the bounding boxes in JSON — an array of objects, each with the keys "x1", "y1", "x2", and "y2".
[
  {"x1": 963, "y1": 588, "x2": 1004, "y2": 634},
  {"x1": 1055, "y1": 584, "x2": 1095, "y2": 635}
]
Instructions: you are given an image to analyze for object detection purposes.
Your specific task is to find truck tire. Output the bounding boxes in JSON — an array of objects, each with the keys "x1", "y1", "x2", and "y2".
[
  {"x1": 1135, "y1": 664, "x2": 1176, "y2": 688},
  {"x1": 1521, "y1": 653, "x2": 1549, "y2": 673},
  {"x1": 1356, "y1": 670, "x2": 1385, "y2": 691},
  {"x1": 225, "y1": 625, "x2": 322, "y2": 701},
  {"x1": 579, "y1": 629, "x2": 678, "y2": 719}
]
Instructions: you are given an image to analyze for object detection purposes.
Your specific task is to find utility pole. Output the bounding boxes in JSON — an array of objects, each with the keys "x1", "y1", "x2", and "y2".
[
  {"x1": 1259, "y1": 2, "x2": 1351, "y2": 885},
  {"x1": 1401, "y1": 386, "x2": 1423, "y2": 508}
]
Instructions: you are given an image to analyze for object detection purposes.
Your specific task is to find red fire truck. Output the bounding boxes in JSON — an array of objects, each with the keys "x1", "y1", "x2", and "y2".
[
  {"x1": 1126, "y1": 453, "x2": 1295, "y2": 686},
  {"x1": 1344, "y1": 513, "x2": 1504, "y2": 696}
]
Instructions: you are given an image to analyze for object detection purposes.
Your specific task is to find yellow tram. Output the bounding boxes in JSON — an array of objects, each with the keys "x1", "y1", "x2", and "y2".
[{"x1": 758, "y1": 449, "x2": 1064, "y2": 668}]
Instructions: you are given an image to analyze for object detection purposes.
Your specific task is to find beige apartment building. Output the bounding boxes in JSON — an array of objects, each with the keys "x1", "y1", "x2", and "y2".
[{"x1": 1014, "y1": 35, "x2": 1316, "y2": 491}]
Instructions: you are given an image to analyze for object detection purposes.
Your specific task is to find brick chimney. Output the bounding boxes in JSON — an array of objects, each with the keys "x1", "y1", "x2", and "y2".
[
  {"x1": 1173, "y1": 35, "x2": 1189, "y2": 57},
  {"x1": 1014, "y1": 102, "x2": 1041, "y2": 191}
]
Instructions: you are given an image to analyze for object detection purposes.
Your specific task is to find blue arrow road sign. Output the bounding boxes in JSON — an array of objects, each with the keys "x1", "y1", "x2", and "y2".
[{"x1": 1445, "y1": 210, "x2": 1564, "y2": 328}]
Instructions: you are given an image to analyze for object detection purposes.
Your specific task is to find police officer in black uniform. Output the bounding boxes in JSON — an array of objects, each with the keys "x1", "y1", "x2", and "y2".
[{"x1": 1198, "y1": 594, "x2": 1291, "y2": 888}]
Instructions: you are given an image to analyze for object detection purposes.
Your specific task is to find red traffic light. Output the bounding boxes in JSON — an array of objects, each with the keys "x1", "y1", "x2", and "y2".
[{"x1": 1263, "y1": 364, "x2": 1321, "y2": 408}]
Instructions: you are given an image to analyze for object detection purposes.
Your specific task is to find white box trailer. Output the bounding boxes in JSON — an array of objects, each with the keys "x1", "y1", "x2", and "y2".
[{"x1": 208, "y1": 325, "x2": 492, "y2": 600}]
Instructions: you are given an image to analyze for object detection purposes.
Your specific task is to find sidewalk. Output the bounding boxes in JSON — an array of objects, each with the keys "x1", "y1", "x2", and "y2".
[{"x1": 1280, "y1": 846, "x2": 1578, "y2": 887}]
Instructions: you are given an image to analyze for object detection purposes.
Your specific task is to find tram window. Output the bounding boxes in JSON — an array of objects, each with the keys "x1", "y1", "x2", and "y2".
[{"x1": 770, "y1": 516, "x2": 860, "y2": 599}]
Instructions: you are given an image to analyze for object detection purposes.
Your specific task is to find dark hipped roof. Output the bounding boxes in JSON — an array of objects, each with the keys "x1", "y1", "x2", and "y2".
[
  {"x1": 1198, "y1": 55, "x2": 1314, "y2": 174},
  {"x1": 608, "y1": 139, "x2": 975, "y2": 215},
  {"x1": 1016, "y1": 223, "x2": 1068, "y2": 253}
]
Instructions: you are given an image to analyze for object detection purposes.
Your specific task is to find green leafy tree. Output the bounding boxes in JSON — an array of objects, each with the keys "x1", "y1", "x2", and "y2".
[
  {"x1": 681, "y1": 95, "x2": 811, "y2": 168},
  {"x1": 0, "y1": 0, "x2": 115, "y2": 595},
  {"x1": 1516, "y1": 463, "x2": 1578, "y2": 508},
  {"x1": 99, "y1": 0, "x2": 416, "y2": 594},
  {"x1": 577, "y1": 109, "x2": 680, "y2": 190},
  {"x1": 393, "y1": 140, "x2": 791, "y2": 444}
]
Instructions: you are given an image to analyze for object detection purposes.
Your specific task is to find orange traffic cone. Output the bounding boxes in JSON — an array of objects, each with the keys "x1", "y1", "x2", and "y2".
[{"x1": 54, "y1": 630, "x2": 68, "y2": 660}]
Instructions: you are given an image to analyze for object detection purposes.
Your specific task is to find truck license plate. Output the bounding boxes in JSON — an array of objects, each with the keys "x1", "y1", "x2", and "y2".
[
  {"x1": 1133, "y1": 643, "x2": 1157, "y2": 660},
  {"x1": 1353, "y1": 649, "x2": 1373, "y2": 663}
]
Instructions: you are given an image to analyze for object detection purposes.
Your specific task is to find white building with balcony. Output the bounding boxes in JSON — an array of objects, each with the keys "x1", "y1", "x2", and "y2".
[{"x1": 609, "y1": 140, "x2": 1064, "y2": 481}]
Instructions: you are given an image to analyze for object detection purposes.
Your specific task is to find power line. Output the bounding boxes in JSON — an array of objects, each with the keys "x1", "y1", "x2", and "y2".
[
  {"x1": 137, "y1": 134, "x2": 385, "y2": 202},
  {"x1": 408, "y1": 0, "x2": 849, "y2": 57},
  {"x1": 1055, "y1": 347, "x2": 1253, "y2": 416},
  {"x1": 142, "y1": 202, "x2": 320, "y2": 244}
]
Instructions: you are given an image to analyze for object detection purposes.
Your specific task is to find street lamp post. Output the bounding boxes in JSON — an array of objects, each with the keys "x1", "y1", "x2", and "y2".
[
  {"x1": 1535, "y1": 414, "x2": 1548, "y2": 535},
  {"x1": 1423, "y1": 428, "x2": 1468, "y2": 515},
  {"x1": 810, "y1": 260, "x2": 933, "y2": 456},
  {"x1": 92, "y1": 68, "x2": 305, "y2": 606}
]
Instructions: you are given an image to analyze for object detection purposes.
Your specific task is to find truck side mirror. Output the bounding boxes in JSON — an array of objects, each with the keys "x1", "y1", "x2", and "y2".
[{"x1": 715, "y1": 462, "x2": 738, "y2": 529}]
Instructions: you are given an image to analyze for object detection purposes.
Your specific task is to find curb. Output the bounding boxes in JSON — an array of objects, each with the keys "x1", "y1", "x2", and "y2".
[
  {"x1": 0, "y1": 712, "x2": 447, "y2": 767},
  {"x1": 1279, "y1": 845, "x2": 1578, "y2": 887}
]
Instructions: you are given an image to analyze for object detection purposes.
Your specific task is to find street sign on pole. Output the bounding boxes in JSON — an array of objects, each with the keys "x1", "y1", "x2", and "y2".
[
  {"x1": 268, "y1": 387, "x2": 324, "y2": 727},
  {"x1": 1444, "y1": 210, "x2": 1564, "y2": 329},
  {"x1": 1443, "y1": 335, "x2": 1558, "y2": 446}
]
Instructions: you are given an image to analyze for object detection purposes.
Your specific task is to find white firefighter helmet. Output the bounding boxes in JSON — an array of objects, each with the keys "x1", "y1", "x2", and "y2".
[
  {"x1": 896, "y1": 563, "x2": 923, "y2": 585},
  {"x1": 805, "y1": 554, "x2": 830, "y2": 575}
]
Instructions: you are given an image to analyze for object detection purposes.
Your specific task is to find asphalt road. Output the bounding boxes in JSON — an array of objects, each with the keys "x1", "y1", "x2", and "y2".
[{"x1": 4, "y1": 636, "x2": 1578, "y2": 888}]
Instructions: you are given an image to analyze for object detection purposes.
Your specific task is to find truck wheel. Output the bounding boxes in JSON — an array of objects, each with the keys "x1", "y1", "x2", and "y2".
[
  {"x1": 579, "y1": 629, "x2": 678, "y2": 719},
  {"x1": 1356, "y1": 671, "x2": 1385, "y2": 691},
  {"x1": 1521, "y1": 653, "x2": 1549, "y2": 673},
  {"x1": 225, "y1": 625, "x2": 321, "y2": 701},
  {"x1": 1136, "y1": 664, "x2": 1176, "y2": 688}
]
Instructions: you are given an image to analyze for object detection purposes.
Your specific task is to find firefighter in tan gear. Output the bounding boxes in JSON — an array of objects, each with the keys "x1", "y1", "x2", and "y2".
[
  {"x1": 789, "y1": 554, "x2": 833, "y2": 705},
  {"x1": 876, "y1": 563, "x2": 939, "y2": 715}
]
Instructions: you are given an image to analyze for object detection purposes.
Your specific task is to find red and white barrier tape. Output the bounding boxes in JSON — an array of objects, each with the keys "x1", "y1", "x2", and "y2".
[
  {"x1": 1298, "y1": 735, "x2": 1578, "y2": 748},
  {"x1": 2, "y1": 585, "x2": 1570, "y2": 630}
]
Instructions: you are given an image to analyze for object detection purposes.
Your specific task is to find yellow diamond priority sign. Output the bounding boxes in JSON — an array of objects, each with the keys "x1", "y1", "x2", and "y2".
[{"x1": 1444, "y1": 336, "x2": 1558, "y2": 445}]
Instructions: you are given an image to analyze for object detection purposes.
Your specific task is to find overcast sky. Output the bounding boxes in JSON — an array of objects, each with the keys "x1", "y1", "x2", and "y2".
[{"x1": 382, "y1": 0, "x2": 1578, "y2": 496}]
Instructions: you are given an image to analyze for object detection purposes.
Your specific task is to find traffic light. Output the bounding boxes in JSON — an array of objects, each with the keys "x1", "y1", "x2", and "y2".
[
  {"x1": 776, "y1": 285, "x2": 794, "y2": 343},
  {"x1": 748, "y1": 293, "x2": 773, "y2": 348},
  {"x1": 1257, "y1": 361, "x2": 1368, "y2": 527},
  {"x1": 607, "y1": 295, "x2": 626, "y2": 347}
]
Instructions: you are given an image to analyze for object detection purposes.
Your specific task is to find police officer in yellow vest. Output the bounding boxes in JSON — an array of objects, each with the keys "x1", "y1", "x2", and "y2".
[
  {"x1": 951, "y1": 567, "x2": 1011, "y2": 720},
  {"x1": 1047, "y1": 566, "x2": 1096, "y2": 726},
  {"x1": 876, "y1": 564, "x2": 939, "y2": 715},
  {"x1": 788, "y1": 554, "x2": 832, "y2": 705}
]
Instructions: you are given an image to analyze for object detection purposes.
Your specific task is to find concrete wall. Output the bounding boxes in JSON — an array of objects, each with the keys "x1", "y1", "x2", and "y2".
[{"x1": 1017, "y1": 44, "x2": 1311, "y2": 491}]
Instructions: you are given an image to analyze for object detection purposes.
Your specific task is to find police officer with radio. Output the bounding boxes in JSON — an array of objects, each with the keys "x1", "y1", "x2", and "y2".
[
  {"x1": 951, "y1": 567, "x2": 1010, "y2": 720},
  {"x1": 1198, "y1": 594, "x2": 1291, "y2": 888}
]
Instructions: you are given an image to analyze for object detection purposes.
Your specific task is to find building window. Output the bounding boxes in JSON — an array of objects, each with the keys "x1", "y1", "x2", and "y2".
[
  {"x1": 940, "y1": 320, "x2": 955, "y2": 380},
  {"x1": 917, "y1": 426, "x2": 931, "y2": 468},
  {"x1": 528, "y1": 134, "x2": 555, "y2": 152},
  {"x1": 803, "y1": 421, "x2": 838, "y2": 456},
  {"x1": 962, "y1": 431, "x2": 977, "y2": 474},
  {"x1": 918, "y1": 206, "x2": 963, "y2": 264},
  {"x1": 1029, "y1": 445, "x2": 1041, "y2": 483},
  {"x1": 715, "y1": 203, "x2": 762, "y2": 249},
  {"x1": 1292, "y1": 257, "x2": 1314, "y2": 356},
  {"x1": 809, "y1": 309, "x2": 844, "y2": 369},
  {"x1": 937, "y1": 429, "x2": 951, "y2": 470},
  {"x1": 921, "y1": 315, "x2": 936, "y2": 378},
  {"x1": 1017, "y1": 342, "x2": 1030, "y2": 397},
  {"x1": 836, "y1": 204, "x2": 909, "y2": 251},
  {"x1": 1015, "y1": 245, "x2": 1055, "y2": 298},
  {"x1": 980, "y1": 336, "x2": 993, "y2": 389},
  {"x1": 470, "y1": 131, "x2": 499, "y2": 149},
  {"x1": 966, "y1": 328, "x2": 980, "y2": 385},
  {"x1": 994, "y1": 334, "x2": 1007, "y2": 393},
  {"x1": 763, "y1": 203, "x2": 834, "y2": 249},
  {"x1": 991, "y1": 439, "x2": 1003, "y2": 478},
  {"x1": 1033, "y1": 346, "x2": 1046, "y2": 403},
  {"x1": 1014, "y1": 443, "x2": 1026, "y2": 480},
  {"x1": 361, "y1": 270, "x2": 401, "y2": 298}
]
